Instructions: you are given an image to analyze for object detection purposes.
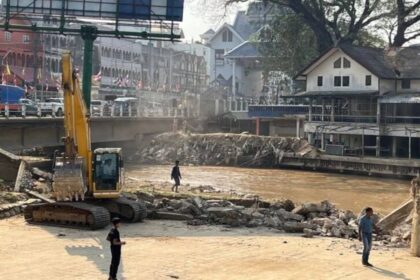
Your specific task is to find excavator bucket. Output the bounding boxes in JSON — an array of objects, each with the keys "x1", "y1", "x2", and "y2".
[{"x1": 52, "y1": 157, "x2": 87, "y2": 201}]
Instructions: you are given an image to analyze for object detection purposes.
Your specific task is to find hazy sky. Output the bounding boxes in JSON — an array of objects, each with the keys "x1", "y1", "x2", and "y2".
[{"x1": 180, "y1": 1, "x2": 246, "y2": 41}]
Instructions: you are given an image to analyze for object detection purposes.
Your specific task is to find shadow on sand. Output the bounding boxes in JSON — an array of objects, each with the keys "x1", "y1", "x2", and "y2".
[
  {"x1": 64, "y1": 236, "x2": 126, "y2": 280},
  {"x1": 369, "y1": 266, "x2": 411, "y2": 280}
]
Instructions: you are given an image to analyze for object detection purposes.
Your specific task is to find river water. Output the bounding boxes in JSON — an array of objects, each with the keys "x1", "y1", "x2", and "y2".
[{"x1": 126, "y1": 165, "x2": 411, "y2": 215}]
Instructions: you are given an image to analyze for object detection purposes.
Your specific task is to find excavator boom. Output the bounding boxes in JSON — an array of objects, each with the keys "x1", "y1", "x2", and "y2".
[{"x1": 52, "y1": 52, "x2": 92, "y2": 201}]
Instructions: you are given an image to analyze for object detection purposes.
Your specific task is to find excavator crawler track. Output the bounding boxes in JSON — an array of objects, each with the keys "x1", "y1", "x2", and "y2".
[
  {"x1": 113, "y1": 197, "x2": 147, "y2": 223},
  {"x1": 24, "y1": 202, "x2": 110, "y2": 230}
]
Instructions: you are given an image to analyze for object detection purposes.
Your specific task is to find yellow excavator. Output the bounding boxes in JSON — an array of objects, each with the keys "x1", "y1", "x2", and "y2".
[{"x1": 24, "y1": 52, "x2": 146, "y2": 229}]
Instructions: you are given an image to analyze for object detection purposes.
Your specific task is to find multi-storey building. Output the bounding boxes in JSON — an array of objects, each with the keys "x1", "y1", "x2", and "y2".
[
  {"x1": 200, "y1": 0, "x2": 280, "y2": 98},
  {"x1": 97, "y1": 38, "x2": 208, "y2": 96},
  {"x1": 0, "y1": 18, "x2": 44, "y2": 87},
  {"x1": 295, "y1": 43, "x2": 420, "y2": 159}
]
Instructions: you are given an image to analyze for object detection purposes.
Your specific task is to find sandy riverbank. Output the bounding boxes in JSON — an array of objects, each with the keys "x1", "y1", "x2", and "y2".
[{"x1": 0, "y1": 216, "x2": 417, "y2": 280}]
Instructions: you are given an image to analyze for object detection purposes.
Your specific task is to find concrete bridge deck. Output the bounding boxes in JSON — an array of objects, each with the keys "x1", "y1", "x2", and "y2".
[{"x1": 0, "y1": 117, "x2": 176, "y2": 152}]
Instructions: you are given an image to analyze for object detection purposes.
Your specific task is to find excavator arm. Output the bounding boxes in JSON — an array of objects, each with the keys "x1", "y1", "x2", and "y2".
[
  {"x1": 61, "y1": 52, "x2": 93, "y2": 189},
  {"x1": 52, "y1": 52, "x2": 92, "y2": 201}
]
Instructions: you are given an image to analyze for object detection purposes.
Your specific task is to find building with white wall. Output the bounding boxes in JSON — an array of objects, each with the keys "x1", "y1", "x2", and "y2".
[
  {"x1": 295, "y1": 43, "x2": 420, "y2": 159},
  {"x1": 200, "y1": 1, "x2": 280, "y2": 98}
]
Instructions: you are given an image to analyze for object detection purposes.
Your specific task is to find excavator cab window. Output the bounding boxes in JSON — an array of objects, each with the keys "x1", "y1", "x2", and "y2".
[{"x1": 94, "y1": 153, "x2": 120, "y2": 191}]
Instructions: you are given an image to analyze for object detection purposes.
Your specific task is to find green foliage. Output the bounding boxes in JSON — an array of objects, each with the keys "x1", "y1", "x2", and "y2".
[
  {"x1": 254, "y1": 8, "x2": 387, "y2": 77},
  {"x1": 253, "y1": 12, "x2": 318, "y2": 77}
]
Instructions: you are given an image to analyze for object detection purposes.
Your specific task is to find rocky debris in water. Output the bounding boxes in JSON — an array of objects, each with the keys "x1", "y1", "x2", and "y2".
[
  {"x1": 132, "y1": 133, "x2": 319, "y2": 167},
  {"x1": 189, "y1": 185, "x2": 221, "y2": 193}
]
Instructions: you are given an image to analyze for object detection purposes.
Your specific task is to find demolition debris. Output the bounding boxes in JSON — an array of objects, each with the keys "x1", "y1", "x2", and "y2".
[
  {"x1": 133, "y1": 133, "x2": 319, "y2": 166},
  {"x1": 125, "y1": 187, "x2": 411, "y2": 247}
]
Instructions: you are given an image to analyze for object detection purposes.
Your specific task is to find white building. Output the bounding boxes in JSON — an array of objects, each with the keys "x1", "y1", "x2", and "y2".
[
  {"x1": 295, "y1": 43, "x2": 420, "y2": 159},
  {"x1": 201, "y1": 1, "x2": 279, "y2": 98}
]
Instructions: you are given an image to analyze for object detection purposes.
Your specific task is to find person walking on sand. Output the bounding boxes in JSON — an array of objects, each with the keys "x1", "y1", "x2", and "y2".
[
  {"x1": 107, "y1": 217, "x2": 126, "y2": 280},
  {"x1": 171, "y1": 160, "x2": 182, "y2": 192},
  {"x1": 358, "y1": 207, "x2": 379, "y2": 267}
]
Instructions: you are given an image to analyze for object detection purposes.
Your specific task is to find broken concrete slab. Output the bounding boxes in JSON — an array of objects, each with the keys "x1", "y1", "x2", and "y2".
[
  {"x1": 154, "y1": 211, "x2": 193, "y2": 220},
  {"x1": 276, "y1": 209, "x2": 304, "y2": 221},
  {"x1": 14, "y1": 161, "x2": 27, "y2": 192},
  {"x1": 31, "y1": 167, "x2": 53, "y2": 181},
  {"x1": 0, "y1": 147, "x2": 21, "y2": 182},
  {"x1": 284, "y1": 221, "x2": 315, "y2": 233},
  {"x1": 378, "y1": 199, "x2": 413, "y2": 232}
]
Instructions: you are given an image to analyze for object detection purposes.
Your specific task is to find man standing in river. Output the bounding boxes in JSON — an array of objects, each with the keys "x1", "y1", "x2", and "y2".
[
  {"x1": 358, "y1": 207, "x2": 379, "y2": 267},
  {"x1": 171, "y1": 160, "x2": 182, "y2": 192}
]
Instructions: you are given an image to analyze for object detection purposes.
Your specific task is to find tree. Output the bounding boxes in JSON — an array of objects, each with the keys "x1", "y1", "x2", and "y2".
[
  {"x1": 253, "y1": 6, "x2": 386, "y2": 77},
  {"x1": 255, "y1": 12, "x2": 319, "y2": 77},
  {"x1": 227, "y1": 0, "x2": 392, "y2": 52},
  {"x1": 390, "y1": 0, "x2": 420, "y2": 46}
]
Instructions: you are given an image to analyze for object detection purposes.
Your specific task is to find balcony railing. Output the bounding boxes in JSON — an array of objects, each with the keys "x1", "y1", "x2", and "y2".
[
  {"x1": 382, "y1": 116, "x2": 420, "y2": 124},
  {"x1": 310, "y1": 114, "x2": 377, "y2": 123}
]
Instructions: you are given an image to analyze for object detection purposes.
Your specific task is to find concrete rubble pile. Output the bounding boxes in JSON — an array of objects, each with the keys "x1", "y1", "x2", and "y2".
[
  {"x1": 0, "y1": 167, "x2": 52, "y2": 220},
  {"x1": 133, "y1": 133, "x2": 319, "y2": 166},
  {"x1": 131, "y1": 191, "x2": 369, "y2": 240}
]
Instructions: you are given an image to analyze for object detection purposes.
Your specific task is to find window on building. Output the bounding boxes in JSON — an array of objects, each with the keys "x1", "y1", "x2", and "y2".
[
  {"x1": 4, "y1": 32, "x2": 11, "y2": 41},
  {"x1": 333, "y1": 58, "x2": 341, "y2": 68},
  {"x1": 317, "y1": 76, "x2": 323, "y2": 86},
  {"x1": 342, "y1": 76, "x2": 350, "y2": 86},
  {"x1": 334, "y1": 76, "x2": 342, "y2": 87},
  {"x1": 365, "y1": 75, "x2": 372, "y2": 86},
  {"x1": 215, "y1": 49, "x2": 225, "y2": 65},
  {"x1": 343, "y1": 57, "x2": 351, "y2": 68},
  {"x1": 22, "y1": 35, "x2": 30, "y2": 44},
  {"x1": 222, "y1": 29, "x2": 233, "y2": 42},
  {"x1": 402, "y1": 79, "x2": 411, "y2": 89}
]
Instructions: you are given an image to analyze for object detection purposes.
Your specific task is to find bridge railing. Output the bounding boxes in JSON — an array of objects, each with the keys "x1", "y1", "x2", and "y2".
[{"x1": 0, "y1": 103, "x2": 188, "y2": 119}]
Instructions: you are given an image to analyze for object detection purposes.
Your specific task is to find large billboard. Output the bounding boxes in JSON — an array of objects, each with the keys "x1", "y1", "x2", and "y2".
[{"x1": 7, "y1": 0, "x2": 184, "y2": 21}]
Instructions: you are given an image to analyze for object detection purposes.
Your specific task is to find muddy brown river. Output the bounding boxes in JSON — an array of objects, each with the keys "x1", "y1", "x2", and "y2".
[{"x1": 126, "y1": 165, "x2": 411, "y2": 215}]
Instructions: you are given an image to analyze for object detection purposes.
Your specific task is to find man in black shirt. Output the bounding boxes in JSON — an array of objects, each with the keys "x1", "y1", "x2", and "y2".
[
  {"x1": 107, "y1": 217, "x2": 126, "y2": 280},
  {"x1": 171, "y1": 160, "x2": 182, "y2": 193}
]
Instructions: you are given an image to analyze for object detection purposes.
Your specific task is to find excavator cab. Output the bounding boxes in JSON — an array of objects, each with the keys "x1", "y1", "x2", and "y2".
[{"x1": 92, "y1": 148, "x2": 123, "y2": 198}]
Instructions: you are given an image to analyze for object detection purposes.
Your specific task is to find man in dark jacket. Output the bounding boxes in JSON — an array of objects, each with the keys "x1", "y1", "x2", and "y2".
[
  {"x1": 107, "y1": 217, "x2": 126, "y2": 280},
  {"x1": 171, "y1": 160, "x2": 182, "y2": 192}
]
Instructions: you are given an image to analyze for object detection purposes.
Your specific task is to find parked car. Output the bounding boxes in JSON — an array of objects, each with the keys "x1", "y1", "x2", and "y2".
[
  {"x1": 113, "y1": 97, "x2": 139, "y2": 116},
  {"x1": 18, "y1": 98, "x2": 40, "y2": 116},
  {"x1": 39, "y1": 98, "x2": 64, "y2": 116},
  {"x1": 91, "y1": 100, "x2": 108, "y2": 116}
]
